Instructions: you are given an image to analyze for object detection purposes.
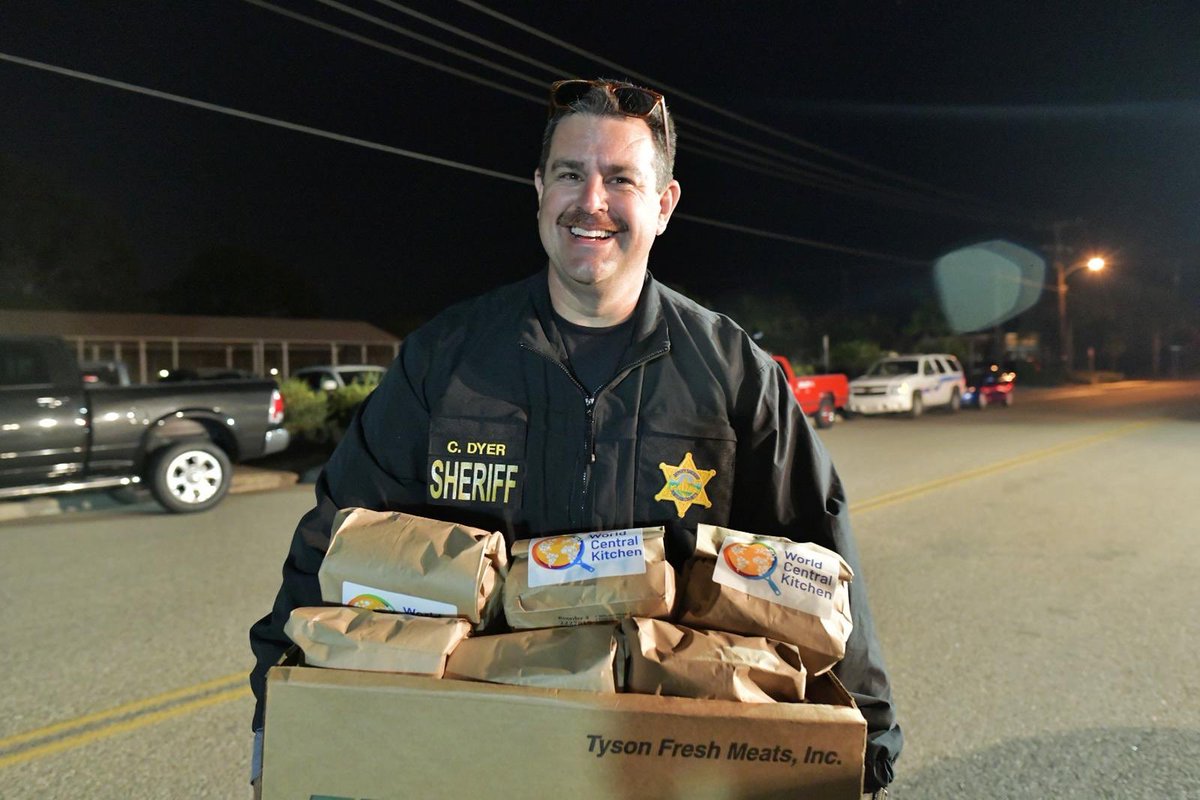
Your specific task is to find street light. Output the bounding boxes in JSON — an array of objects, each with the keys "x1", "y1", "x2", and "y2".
[{"x1": 1055, "y1": 255, "x2": 1106, "y2": 372}]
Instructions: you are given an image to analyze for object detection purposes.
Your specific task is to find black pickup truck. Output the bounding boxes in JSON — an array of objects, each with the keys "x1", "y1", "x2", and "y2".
[{"x1": 0, "y1": 335, "x2": 290, "y2": 512}]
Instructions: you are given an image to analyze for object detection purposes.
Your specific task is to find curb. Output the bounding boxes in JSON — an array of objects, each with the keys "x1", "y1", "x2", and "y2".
[
  {"x1": 230, "y1": 466, "x2": 301, "y2": 495},
  {"x1": 0, "y1": 467, "x2": 301, "y2": 524}
]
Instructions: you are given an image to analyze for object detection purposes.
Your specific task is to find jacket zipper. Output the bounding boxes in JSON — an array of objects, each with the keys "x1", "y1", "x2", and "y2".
[
  {"x1": 520, "y1": 343, "x2": 593, "y2": 523},
  {"x1": 521, "y1": 342, "x2": 670, "y2": 525},
  {"x1": 582, "y1": 394, "x2": 596, "y2": 520},
  {"x1": 582, "y1": 347, "x2": 669, "y2": 522}
]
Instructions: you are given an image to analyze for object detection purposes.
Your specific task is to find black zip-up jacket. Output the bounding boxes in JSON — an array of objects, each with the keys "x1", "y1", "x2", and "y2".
[{"x1": 249, "y1": 271, "x2": 902, "y2": 790}]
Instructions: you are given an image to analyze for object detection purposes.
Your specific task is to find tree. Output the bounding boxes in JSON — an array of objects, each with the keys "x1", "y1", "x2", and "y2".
[
  {"x1": 829, "y1": 339, "x2": 884, "y2": 375},
  {"x1": 159, "y1": 245, "x2": 322, "y2": 317},
  {"x1": 0, "y1": 155, "x2": 142, "y2": 310},
  {"x1": 716, "y1": 291, "x2": 811, "y2": 362},
  {"x1": 900, "y1": 298, "x2": 951, "y2": 348}
]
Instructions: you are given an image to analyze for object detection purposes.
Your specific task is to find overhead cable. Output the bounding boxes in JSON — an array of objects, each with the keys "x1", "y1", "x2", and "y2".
[
  {"x1": 363, "y1": 0, "x2": 1004, "y2": 213},
  {"x1": 240, "y1": 0, "x2": 542, "y2": 104},
  {"x1": 309, "y1": 0, "x2": 545, "y2": 89},
  {"x1": 260, "y1": 0, "x2": 1019, "y2": 225},
  {"x1": 454, "y1": 0, "x2": 1020, "y2": 213},
  {"x1": 0, "y1": 50, "x2": 927, "y2": 266},
  {"x1": 0, "y1": 51, "x2": 530, "y2": 185},
  {"x1": 363, "y1": 0, "x2": 911, "y2": 194},
  {"x1": 679, "y1": 136, "x2": 1007, "y2": 222},
  {"x1": 672, "y1": 213, "x2": 927, "y2": 265},
  {"x1": 363, "y1": 0, "x2": 568, "y2": 78}
]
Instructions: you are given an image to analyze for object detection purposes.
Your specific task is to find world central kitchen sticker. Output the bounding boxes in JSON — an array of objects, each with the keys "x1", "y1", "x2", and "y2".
[
  {"x1": 341, "y1": 580, "x2": 458, "y2": 616},
  {"x1": 713, "y1": 533, "x2": 839, "y2": 618},
  {"x1": 527, "y1": 529, "x2": 647, "y2": 587}
]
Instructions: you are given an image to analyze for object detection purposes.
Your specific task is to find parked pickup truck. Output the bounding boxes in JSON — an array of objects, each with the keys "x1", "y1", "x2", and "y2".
[
  {"x1": 771, "y1": 355, "x2": 850, "y2": 429},
  {"x1": 0, "y1": 336, "x2": 290, "y2": 513}
]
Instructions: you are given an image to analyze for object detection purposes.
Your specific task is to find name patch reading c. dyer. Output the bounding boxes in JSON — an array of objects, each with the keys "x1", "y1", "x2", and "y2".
[{"x1": 428, "y1": 421, "x2": 524, "y2": 508}]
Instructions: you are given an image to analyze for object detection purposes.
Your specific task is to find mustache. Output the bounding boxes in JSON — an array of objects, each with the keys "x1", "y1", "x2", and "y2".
[{"x1": 556, "y1": 209, "x2": 627, "y2": 232}]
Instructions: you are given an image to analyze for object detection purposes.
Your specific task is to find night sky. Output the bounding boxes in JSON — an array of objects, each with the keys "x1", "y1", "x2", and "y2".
[{"x1": 2, "y1": 1, "x2": 1198, "y2": 342}]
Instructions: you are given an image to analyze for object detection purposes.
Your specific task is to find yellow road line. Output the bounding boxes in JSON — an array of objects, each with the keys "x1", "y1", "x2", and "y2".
[
  {"x1": 850, "y1": 420, "x2": 1156, "y2": 514},
  {"x1": 0, "y1": 687, "x2": 250, "y2": 771},
  {"x1": 0, "y1": 671, "x2": 244, "y2": 751}
]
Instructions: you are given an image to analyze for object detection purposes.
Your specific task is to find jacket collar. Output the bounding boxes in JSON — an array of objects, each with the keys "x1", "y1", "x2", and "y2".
[{"x1": 519, "y1": 269, "x2": 671, "y2": 368}]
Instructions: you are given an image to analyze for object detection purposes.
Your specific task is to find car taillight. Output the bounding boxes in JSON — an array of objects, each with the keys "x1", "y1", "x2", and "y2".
[{"x1": 268, "y1": 388, "x2": 285, "y2": 426}]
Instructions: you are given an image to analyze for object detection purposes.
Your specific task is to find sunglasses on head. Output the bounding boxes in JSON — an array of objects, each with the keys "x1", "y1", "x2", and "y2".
[{"x1": 548, "y1": 79, "x2": 672, "y2": 158}]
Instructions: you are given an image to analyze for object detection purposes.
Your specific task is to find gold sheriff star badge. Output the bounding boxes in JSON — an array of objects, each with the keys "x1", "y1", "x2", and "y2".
[{"x1": 654, "y1": 452, "x2": 716, "y2": 519}]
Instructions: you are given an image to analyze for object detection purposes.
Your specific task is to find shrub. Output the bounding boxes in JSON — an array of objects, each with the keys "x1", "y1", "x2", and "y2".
[
  {"x1": 830, "y1": 340, "x2": 884, "y2": 376},
  {"x1": 277, "y1": 378, "x2": 328, "y2": 440},
  {"x1": 327, "y1": 373, "x2": 382, "y2": 433},
  {"x1": 918, "y1": 336, "x2": 970, "y2": 364},
  {"x1": 1018, "y1": 362, "x2": 1068, "y2": 386}
]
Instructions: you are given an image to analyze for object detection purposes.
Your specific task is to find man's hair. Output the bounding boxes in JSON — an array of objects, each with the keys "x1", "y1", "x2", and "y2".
[{"x1": 537, "y1": 79, "x2": 677, "y2": 192}]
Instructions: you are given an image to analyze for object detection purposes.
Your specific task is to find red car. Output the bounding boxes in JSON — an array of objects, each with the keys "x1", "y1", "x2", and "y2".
[
  {"x1": 771, "y1": 355, "x2": 849, "y2": 429},
  {"x1": 963, "y1": 365, "x2": 1016, "y2": 408}
]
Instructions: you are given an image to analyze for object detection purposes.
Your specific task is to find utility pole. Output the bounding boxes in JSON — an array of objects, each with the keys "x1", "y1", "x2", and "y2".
[
  {"x1": 1047, "y1": 218, "x2": 1101, "y2": 374},
  {"x1": 1051, "y1": 220, "x2": 1073, "y2": 373}
]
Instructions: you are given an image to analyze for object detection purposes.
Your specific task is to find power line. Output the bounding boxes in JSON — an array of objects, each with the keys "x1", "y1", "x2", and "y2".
[
  {"x1": 0, "y1": 49, "x2": 928, "y2": 266},
  {"x1": 360, "y1": 0, "x2": 920, "y2": 202},
  {"x1": 672, "y1": 213, "x2": 927, "y2": 265},
  {"x1": 363, "y1": 0, "x2": 1016, "y2": 221},
  {"x1": 680, "y1": 136, "x2": 1008, "y2": 223},
  {"x1": 0, "y1": 51, "x2": 530, "y2": 185},
  {"x1": 454, "y1": 0, "x2": 1024, "y2": 217},
  {"x1": 240, "y1": 0, "x2": 543, "y2": 105},
  {"x1": 262, "y1": 0, "x2": 1021, "y2": 226},
  {"x1": 365, "y1": 0, "x2": 568, "y2": 79},
  {"x1": 310, "y1": 0, "x2": 545, "y2": 90},
  {"x1": 364, "y1": 0, "x2": 903, "y2": 195}
]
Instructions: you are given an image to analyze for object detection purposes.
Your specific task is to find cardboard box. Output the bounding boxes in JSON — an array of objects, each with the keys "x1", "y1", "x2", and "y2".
[{"x1": 263, "y1": 656, "x2": 866, "y2": 800}]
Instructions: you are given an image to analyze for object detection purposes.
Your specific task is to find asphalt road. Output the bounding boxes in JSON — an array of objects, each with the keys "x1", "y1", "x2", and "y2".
[{"x1": 1, "y1": 380, "x2": 1197, "y2": 799}]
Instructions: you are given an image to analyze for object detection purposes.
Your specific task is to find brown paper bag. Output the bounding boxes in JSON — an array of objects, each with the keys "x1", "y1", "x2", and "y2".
[
  {"x1": 677, "y1": 524, "x2": 853, "y2": 676},
  {"x1": 503, "y1": 526, "x2": 675, "y2": 629},
  {"x1": 284, "y1": 606, "x2": 472, "y2": 676},
  {"x1": 444, "y1": 623, "x2": 623, "y2": 693},
  {"x1": 318, "y1": 509, "x2": 507, "y2": 629},
  {"x1": 622, "y1": 617, "x2": 807, "y2": 703}
]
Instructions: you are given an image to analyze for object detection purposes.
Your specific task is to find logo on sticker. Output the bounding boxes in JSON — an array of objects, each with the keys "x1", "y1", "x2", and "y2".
[
  {"x1": 341, "y1": 581, "x2": 458, "y2": 617},
  {"x1": 654, "y1": 451, "x2": 716, "y2": 519},
  {"x1": 347, "y1": 593, "x2": 392, "y2": 610},
  {"x1": 713, "y1": 535, "x2": 840, "y2": 618},
  {"x1": 723, "y1": 541, "x2": 782, "y2": 596},
  {"x1": 526, "y1": 529, "x2": 647, "y2": 587},
  {"x1": 531, "y1": 535, "x2": 596, "y2": 573}
]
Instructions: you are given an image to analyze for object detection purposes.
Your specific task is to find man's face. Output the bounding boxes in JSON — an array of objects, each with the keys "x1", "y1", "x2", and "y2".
[{"x1": 535, "y1": 114, "x2": 680, "y2": 295}]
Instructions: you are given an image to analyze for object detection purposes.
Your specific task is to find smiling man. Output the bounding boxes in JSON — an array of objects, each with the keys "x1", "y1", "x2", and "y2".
[
  {"x1": 536, "y1": 105, "x2": 680, "y2": 324},
  {"x1": 249, "y1": 79, "x2": 901, "y2": 798}
]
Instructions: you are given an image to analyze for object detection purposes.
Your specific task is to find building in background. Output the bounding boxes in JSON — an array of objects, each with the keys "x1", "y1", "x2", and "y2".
[{"x1": 0, "y1": 310, "x2": 400, "y2": 384}]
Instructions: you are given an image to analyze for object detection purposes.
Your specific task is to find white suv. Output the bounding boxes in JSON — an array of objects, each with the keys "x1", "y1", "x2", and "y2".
[
  {"x1": 293, "y1": 364, "x2": 387, "y2": 393},
  {"x1": 847, "y1": 354, "x2": 966, "y2": 417}
]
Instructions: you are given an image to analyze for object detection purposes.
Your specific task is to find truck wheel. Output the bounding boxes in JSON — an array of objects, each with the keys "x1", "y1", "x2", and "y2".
[
  {"x1": 149, "y1": 441, "x2": 232, "y2": 513},
  {"x1": 909, "y1": 391, "x2": 924, "y2": 418},
  {"x1": 947, "y1": 387, "x2": 961, "y2": 413},
  {"x1": 814, "y1": 396, "x2": 836, "y2": 429}
]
